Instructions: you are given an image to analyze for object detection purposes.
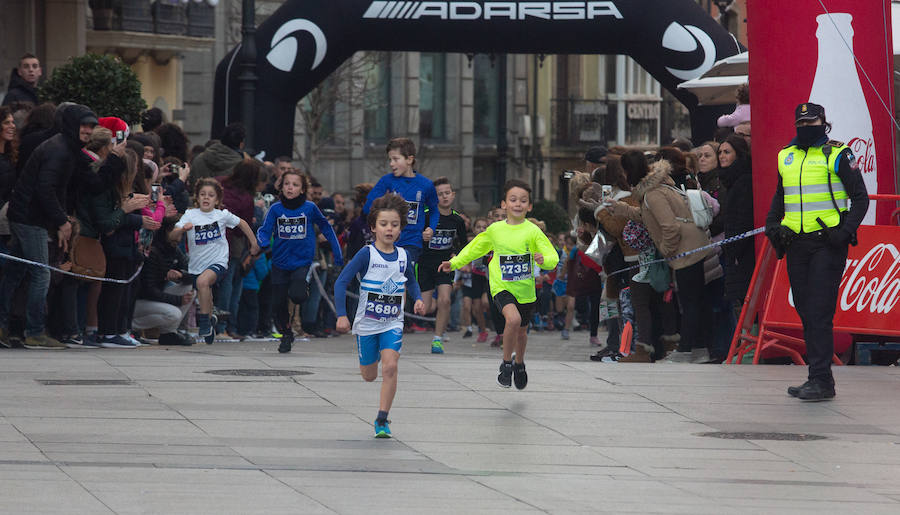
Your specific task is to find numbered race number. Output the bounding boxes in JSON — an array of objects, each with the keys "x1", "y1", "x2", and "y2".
[
  {"x1": 277, "y1": 215, "x2": 307, "y2": 240},
  {"x1": 193, "y1": 223, "x2": 221, "y2": 246},
  {"x1": 406, "y1": 201, "x2": 419, "y2": 225},
  {"x1": 499, "y1": 254, "x2": 532, "y2": 281},
  {"x1": 364, "y1": 293, "x2": 403, "y2": 321},
  {"x1": 428, "y1": 228, "x2": 456, "y2": 250}
]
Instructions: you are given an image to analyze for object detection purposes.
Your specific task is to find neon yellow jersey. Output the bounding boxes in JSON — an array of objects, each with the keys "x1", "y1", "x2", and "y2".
[{"x1": 449, "y1": 219, "x2": 558, "y2": 304}]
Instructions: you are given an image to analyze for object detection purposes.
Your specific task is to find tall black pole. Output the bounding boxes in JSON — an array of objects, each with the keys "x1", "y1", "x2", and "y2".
[
  {"x1": 496, "y1": 54, "x2": 508, "y2": 200},
  {"x1": 239, "y1": 0, "x2": 257, "y2": 151}
]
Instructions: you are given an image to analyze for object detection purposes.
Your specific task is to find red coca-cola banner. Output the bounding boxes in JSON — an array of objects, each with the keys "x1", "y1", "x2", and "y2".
[
  {"x1": 766, "y1": 225, "x2": 900, "y2": 336},
  {"x1": 747, "y1": 0, "x2": 896, "y2": 227}
]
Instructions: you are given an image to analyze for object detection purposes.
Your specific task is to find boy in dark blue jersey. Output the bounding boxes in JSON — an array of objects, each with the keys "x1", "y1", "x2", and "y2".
[
  {"x1": 256, "y1": 170, "x2": 343, "y2": 353},
  {"x1": 362, "y1": 138, "x2": 438, "y2": 269}
]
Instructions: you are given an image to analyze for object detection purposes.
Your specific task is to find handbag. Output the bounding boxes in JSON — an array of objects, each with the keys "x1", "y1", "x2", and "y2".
[
  {"x1": 584, "y1": 228, "x2": 616, "y2": 266},
  {"x1": 646, "y1": 251, "x2": 671, "y2": 293},
  {"x1": 70, "y1": 234, "x2": 107, "y2": 278}
]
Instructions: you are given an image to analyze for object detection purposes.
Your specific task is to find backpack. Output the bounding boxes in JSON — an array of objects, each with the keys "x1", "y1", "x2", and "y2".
[{"x1": 666, "y1": 184, "x2": 713, "y2": 230}]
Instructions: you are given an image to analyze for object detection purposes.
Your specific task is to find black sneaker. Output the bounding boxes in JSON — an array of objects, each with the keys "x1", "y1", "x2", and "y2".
[
  {"x1": 61, "y1": 335, "x2": 88, "y2": 349},
  {"x1": 512, "y1": 361, "x2": 528, "y2": 390},
  {"x1": 201, "y1": 315, "x2": 218, "y2": 345},
  {"x1": 796, "y1": 381, "x2": 836, "y2": 401},
  {"x1": 463, "y1": 329, "x2": 473, "y2": 339},
  {"x1": 787, "y1": 380, "x2": 811, "y2": 397},
  {"x1": 278, "y1": 332, "x2": 294, "y2": 354},
  {"x1": 497, "y1": 361, "x2": 513, "y2": 388}
]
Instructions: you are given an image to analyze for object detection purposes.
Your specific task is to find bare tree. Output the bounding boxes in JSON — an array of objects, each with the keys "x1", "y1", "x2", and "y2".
[{"x1": 294, "y1": 51, "x2": 390, "y2": 172}]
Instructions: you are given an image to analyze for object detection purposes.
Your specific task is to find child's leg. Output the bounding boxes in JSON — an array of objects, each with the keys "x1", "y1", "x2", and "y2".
[
  {"x1": 195, "y1": 269, "x2": 217, "y2": 315},
  {"x1": 515, "y1": 325, "x2": 528, "y2": 363},
  {"x1": 359, "y1": 362, "x2": 378, "y2": 382},
  {"x1": 500, "y1": 303, "x2": 522, "y2": 362},
  {"x1": 472, "y1": 297, "x2": 486, "y2": 332},
  {"x1": 461, "y1": 296, "x2": 472, "y2": 329},
  {"x1": 271, "y1": 282, "x2": 290, "y2": 334},
  {"x1": 433, "y1": 283, "x2": 452, "y2": 336},
  {"x1": 378, "y1": 349, "x2": 400, "y2": 412},
  {"x1": 421, "y1": 289, "x2": 435, "y2": 314},
  {"x1": 564, "y1": 295, "x2": 575, "y2": 330}
]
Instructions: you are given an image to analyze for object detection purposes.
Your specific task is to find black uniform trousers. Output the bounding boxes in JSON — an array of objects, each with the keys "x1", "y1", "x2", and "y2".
[{"x1": 785, "y1": 235, "x2": 848, "y2": 385}]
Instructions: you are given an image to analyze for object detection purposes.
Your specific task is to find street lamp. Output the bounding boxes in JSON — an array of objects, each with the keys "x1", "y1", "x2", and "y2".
[{"x1": 238, "y1": 0, "x2": 257, "y2": 151}]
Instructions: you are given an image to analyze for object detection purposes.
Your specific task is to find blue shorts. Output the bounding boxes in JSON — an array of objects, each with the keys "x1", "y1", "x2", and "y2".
[
  {"x1": 357, "y1": 328, "x2": 403, "y2": 366},
  {"x1": 191, "y1": 264, "x2": 227, "y2": 287},
  {"x1": 402, "y1": 245, "x2": 422, "y2": 270}
]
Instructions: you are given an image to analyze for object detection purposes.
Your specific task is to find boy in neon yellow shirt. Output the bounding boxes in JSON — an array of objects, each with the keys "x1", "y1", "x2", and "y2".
[{"x1": 438, "y1": 180, "x2": 558, "y2": 389}]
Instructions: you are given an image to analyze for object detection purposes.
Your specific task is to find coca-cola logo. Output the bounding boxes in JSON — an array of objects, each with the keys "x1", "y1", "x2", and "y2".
[
  {"x1": 848, "y1": 136, "x2": 876, "y2": 175},
  {"x1": 787, "y1": 243, "x2": 900, "y2": 315},
  {"x1": 839, "y1": 243, "x2": 900, "y2": 313}
]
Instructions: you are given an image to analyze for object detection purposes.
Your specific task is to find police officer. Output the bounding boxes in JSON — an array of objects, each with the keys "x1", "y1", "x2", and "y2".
[{"x1": 765, "y1": 102, "x2": 868, "y2": 401}]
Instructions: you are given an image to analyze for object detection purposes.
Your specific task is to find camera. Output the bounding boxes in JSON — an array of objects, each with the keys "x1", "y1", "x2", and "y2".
[
  {"x1": 115, "y1": 130, "x2": 124, "y2": 143},
  {"x1": 562, "y1": 170, "x2": 577, "y2": 181},
  {"x1": 150, "y1": 183, "x2": 161, "y2": 203}
]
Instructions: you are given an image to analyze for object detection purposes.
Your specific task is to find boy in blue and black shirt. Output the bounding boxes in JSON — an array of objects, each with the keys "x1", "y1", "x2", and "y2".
[
  {"x1": 362, "y1": 137, "x2": 439, "y2": 269},
  {"x1": 256, "y1": 170, "x2": 343, "y2": 353}
]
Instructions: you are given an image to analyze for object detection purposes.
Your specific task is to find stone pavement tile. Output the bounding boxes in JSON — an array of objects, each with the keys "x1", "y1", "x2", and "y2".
[
  {"x1": 0, "y1": 463, "x2": 71, "y2": 480},
  {"x1": 383, "y1": 417, "x2": 576, "y2": 445},
  {"x1": 37, "y1": 441, "x2": 241, "y2": 458},
  {"x1": 667, "y1": 480, "x2": 897, "y2": 503},
  {"x1": 803, "y1": 462, "x2": 900, "y2": 485},
  {"x1": 306, "y1": 382, "x2": 501, "y2": 410},
  {"x1": 63, "y1": 466, "x2": 332, "y2": 515},
  {"x1": 40, "y1": 451, "x2": 254, "y2": 469},
  {"x1": 0, "y1": 421, "x2": 29, "y2": 442},
  {"x1": 271, "y1": 470, "x2": 543, "y2": 514},
  {"x1": 708, "y1": 421, "x2": 891, "y2": 436},
  {"x1": 0, "y1": 440, "x2": 48, "y2": 462},
  {"x1": 750, "y1": 440, "x2": 900, "y2": 465},
  {"x1": 7, "y1": 417, "x2": 207, "y2": 439},
  {"x1": 478, "y1": 391, "x2": 664, "y2": 413},
  {"x1": 0, "y1": 477, "x2": 114, "y2": 514},
  {"x1": 473, "y1": 475, "x2": 714, "y2": 513},
  {"x1": 173, "y1": 407, "x2": 355, "y2": 422},
  {"x1": 720, "y1": 498, "x2": 900, "y2": 515},
  {"x1": 409, "y1": 441, "x2": 634, "y2": 474},
  {"x1": 574, "y1": 435, "x2": 763, "y2": 450},
  {"x1": 662, "y1": 401, "x2": 860, "y2": 425},
  {"x1": 592, "y1": 446, "x2": 810, "y2": 477},
  {"x1": 528, "y1": 411, "x2": 701, "y2": 438},
  {"x1": 190, "y1": 419, "x2": 371, "y2": 440}
]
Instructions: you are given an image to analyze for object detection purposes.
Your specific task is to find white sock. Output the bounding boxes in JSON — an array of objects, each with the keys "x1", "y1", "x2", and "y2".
[{"x1": 467, "y1": 325, "x2": 473, "y2": 332}]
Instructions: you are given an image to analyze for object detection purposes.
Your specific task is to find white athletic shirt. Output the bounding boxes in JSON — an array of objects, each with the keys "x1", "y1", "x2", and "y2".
[
  {"x1": 352, "y1": 245, "x2": 408, "y2": 336},
  {"x1": 176, "y1": 208, "x2": 241, "y2": 275}
]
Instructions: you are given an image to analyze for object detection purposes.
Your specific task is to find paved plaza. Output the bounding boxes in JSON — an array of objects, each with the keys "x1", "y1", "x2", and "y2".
[{"x1": 2, "y1": 329, "x2": 900, "y2": 514}]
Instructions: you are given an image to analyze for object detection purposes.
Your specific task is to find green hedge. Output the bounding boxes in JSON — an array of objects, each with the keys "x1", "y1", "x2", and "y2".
[{"x1": 40, "y1": 54, "x2": 147, "y2": 124}]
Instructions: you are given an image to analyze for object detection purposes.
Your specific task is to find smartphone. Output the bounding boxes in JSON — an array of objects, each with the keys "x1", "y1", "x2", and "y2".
[
  {"x1": 601, "y1": 185, "x2": 613, "y2": 205},
  {"x1": 116, "y1": 130, "x2": 124, "y2": 143},
  {"x1": 150, "y1": 183, "x2": 161, "y2": 202}
]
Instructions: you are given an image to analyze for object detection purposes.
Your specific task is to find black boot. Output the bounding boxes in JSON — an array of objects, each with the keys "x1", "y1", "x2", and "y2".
[
  {"x1": 787, "y1": 380, "x2": 811, "y2": 397},
  {"x1": 795, "y1": 381, "x2": 835, "y2": 401}
]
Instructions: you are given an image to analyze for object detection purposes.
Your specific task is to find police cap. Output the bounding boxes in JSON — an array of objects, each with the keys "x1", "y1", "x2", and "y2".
[{"x1": 795, "y1": 102, "x2": 825, "y2": 123}]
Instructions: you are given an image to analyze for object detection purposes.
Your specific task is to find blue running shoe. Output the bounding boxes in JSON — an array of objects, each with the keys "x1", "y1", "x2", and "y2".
[
  {"x1": 431, "y1": 339, "x2": 444, "y2": 354},
  {"x1": 374, "y1": 419, "x2": 392, "y2": 438}
]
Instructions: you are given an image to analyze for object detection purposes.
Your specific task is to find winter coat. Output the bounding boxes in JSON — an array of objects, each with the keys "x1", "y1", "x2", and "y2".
[
  {"x1": 0, "y1": 154, "x2": 14, "y2": 207},
  {"x1": 8, "y1": 104, "x2": 117, "y2": 232},
  {"x1": 217, "y1": 175, "x2": 254, "y2": 251},
  {"x1": 138, "y1": 237, "x2": 191, "y2": 305},
  {"x1": 614, "y1": 160, "x2": 712, "y2": 270},
  {"x1": 75, "y1": 153, "x2": 127, "y2": 238},
  {"x1": 16, "y1": 126, "x2": 55, "y2": 173},
  {"x1": 2, "y1": 68, "x2": 38, "y2": 106},
  {"x1": 717, "y1": 104, "x2": 750, "y2": 128},
  {"x1": 719, "y1": 157, "x2": 755, "y2": 302},
  {"x1": 81, "y1": 185, "x2": 143, "y2": 260},
  {"x1": 595, "y1": 188, "x2": 637, "y2": 299},
  {"x1": 190, "y1": 142, "x2": 243, "y2": 182}
]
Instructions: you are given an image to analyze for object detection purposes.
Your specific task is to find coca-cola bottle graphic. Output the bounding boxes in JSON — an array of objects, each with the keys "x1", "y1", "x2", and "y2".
[{"x1": 808, "y1": 13, "x2": 877, "y2": 225}]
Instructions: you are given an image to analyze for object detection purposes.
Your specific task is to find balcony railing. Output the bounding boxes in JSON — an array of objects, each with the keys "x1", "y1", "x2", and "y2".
[
  {"x1": 550, "y1": 99, "x2": 616, "y2": 147},
  {"x1": 89, "y1": 0, "x2": 215, "y2": 38}
]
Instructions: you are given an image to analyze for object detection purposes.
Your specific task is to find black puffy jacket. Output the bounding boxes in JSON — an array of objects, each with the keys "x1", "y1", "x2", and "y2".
[
  {"x1": 8, "y1": 104, "x2": 117, "y2": 231},
  {"x1": 2, "y1": 68, "x2": 38, "y2": 106},
  {"x1": 138, "y1": 236, "x2": 191, "y2": 306}
]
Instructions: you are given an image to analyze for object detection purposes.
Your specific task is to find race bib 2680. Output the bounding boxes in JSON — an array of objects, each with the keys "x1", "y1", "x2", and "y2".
[
  {"x1": 194, "y1": 223, "x2": 221, "y2": 246},
  {"x1": 364, "y1": 293, "x2": 402, "y2": 321},
  {"x1": 277, "y1": 215, "x2": 307, "y2": 240},
  {"x1": 499, "y1": 254, "x2": 531, "y2": 281}
]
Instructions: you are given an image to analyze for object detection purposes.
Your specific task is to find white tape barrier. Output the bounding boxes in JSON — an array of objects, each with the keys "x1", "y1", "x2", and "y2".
[
  {"x1": 0, "y1": 252, "x2": 143, "y2": 284},
  {"x1": 309, "y1": 262, "x2": 438, "y2": 323}
]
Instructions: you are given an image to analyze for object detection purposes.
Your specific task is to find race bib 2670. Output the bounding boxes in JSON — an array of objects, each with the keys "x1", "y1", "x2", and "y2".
[{"x1": 277, "y1": 215, "x2": 307, "y2": 240}]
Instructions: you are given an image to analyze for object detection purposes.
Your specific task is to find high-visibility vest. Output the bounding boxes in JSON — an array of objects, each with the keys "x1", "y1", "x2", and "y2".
[{"x1": 777, "y1": 144, "x2": 849, "y2": 234}]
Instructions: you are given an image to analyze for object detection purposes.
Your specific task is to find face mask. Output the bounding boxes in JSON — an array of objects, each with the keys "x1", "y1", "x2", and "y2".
[{"x1": 795, "y1": 125, "x2": 826, "y2": 147}]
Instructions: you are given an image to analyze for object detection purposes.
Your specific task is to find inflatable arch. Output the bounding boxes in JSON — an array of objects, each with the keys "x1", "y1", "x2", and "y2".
[{"x1": 213, "y1": 0, "x2": 744, "y2": 156}]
